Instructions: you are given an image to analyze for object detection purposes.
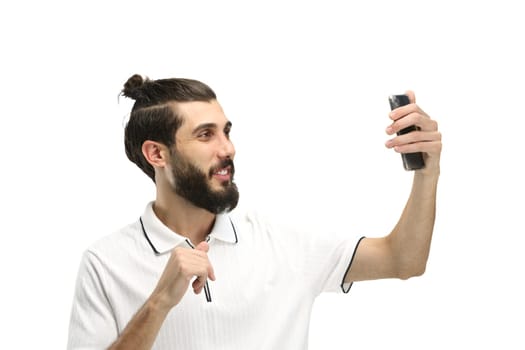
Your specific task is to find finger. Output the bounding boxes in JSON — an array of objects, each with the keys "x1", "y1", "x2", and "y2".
[
  {"x1": 405, "y1": 90, "x2": 416, "y2": 103},
  {"x1": 174, "y1": 248, "x2": 212, "y2": 273},
  {"x1": 195, "y1": 241, "x2": 216, "y2": 280},
  {"x1": 186, "y1": 257, "x2": 215, "y2": 282},
  {"x1": 188, "y1": 262, "x2": 209, "y2": 289},
  {"x1": 195, "y1": 241, "x2": 209, "y2": 253},
  {"x1": 392, "y1": 140, "x2": 442, "y2": 155},
  {"x1": 385, "y1": 130, "x2": 442, "y2": 148},
  {"x1": 171, "y1": 248, "x2": 208, "y2": 269},
  {"x1": 387, "y1": 111, "x2": 436, "y2": 135},
  {"x1": 388, "y1": 103, "x2": 420, "y2": 123},
  {"x1": 208, "y1": 264, "x2": 216, "y2": 281},
  {"x1": 178, "y1": 253, "x2": 215, "y2": 284},
  {"x1": 192, "y1": 277, "x2": 205, "y2": 294}
]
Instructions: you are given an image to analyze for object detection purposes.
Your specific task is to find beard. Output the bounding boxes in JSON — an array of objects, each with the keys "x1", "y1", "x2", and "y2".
[{"x1": 169, "y1": 150, "x2": 239, "y2": 214}]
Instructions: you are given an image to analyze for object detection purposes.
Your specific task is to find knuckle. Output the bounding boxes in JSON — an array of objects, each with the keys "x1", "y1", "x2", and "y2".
[
  {"x1": 172, "y1": 247, "x2": 184, "y2": 257},
  {"x1": 172, "y1": 251, "x2": 185, "y2": 264},
  {"x1": 179, "y1": 265, "x2": 192, "y2": 278}
]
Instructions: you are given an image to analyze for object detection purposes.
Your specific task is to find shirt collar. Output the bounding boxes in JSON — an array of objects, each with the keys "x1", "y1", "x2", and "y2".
[{"x1": 140, "y1": 201, "x2": 238, "y2": 255}]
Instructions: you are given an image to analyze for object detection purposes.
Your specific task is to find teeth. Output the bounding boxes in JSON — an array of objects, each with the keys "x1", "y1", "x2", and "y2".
[{"x1": 216, "y1": 169, "x2": 228, "y2": 175}]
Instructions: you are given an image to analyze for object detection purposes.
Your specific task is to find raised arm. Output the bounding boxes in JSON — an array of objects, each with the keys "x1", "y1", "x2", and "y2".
[{"x1": 345, "y1": 90, "x2": 441, "y2": 283}]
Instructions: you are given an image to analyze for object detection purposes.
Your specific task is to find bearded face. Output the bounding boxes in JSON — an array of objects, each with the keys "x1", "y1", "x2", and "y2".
[{"x1": 169, "y1": 148, "x2": 239, "y2": 214}]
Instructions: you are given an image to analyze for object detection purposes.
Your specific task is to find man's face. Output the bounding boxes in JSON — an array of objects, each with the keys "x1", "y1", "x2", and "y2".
[{"x1": 168, "y1": 100, "x2": 239, "y2": 213}]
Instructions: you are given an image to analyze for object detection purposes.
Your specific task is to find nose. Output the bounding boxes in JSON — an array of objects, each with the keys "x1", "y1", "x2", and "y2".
[{"x1": 218, "y1": 134, "x2": 235, "y2": 159}]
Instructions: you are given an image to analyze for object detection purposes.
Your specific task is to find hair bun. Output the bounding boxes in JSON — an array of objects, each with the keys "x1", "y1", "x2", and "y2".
[{"x1": 121, "y1": 74, "x2": 148, "y2": 100}]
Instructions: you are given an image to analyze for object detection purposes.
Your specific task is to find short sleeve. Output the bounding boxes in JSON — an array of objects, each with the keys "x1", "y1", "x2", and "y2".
[
  {"x1": 67, "y1": 250, "x2": 118, "y2": 350},
  {"x1": 294, "y1": 223, "x2": 365, "y2": 295},
  {"x1": 263, "y1": 211, "x2": 366, "y2": 296},
  {"x1": 318, "y1": 235, "x2": 365, "y2": 293}
]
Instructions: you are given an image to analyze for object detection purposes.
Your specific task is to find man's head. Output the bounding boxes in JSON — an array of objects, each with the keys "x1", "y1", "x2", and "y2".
[{"x1": 122, "y1": 74, "x2": 239, "y2": 213}]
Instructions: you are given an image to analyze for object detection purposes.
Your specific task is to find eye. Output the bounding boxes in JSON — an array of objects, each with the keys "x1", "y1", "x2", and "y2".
[
  {"x1": 224, "y1": 126, "x2": 231, "y2": 139},
  {"x1": 198, "y1": 130, "x2": 213, "y2": 140}
]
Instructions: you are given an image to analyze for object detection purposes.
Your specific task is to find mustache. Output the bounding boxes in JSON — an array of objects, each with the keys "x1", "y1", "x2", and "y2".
[{"x1": 208, "y1": 158, "x2": 235, "y2": 177}]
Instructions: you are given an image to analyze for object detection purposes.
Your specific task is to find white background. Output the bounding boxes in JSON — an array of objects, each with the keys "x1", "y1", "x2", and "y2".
[{"x1": 1, "y1": 0, "x2": 524, "y2": 349}]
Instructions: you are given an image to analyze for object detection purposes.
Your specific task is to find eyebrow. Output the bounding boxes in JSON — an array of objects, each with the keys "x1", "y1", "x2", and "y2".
[{"x1": 192, "y1": 121, "x2": 232, "y2": 136}]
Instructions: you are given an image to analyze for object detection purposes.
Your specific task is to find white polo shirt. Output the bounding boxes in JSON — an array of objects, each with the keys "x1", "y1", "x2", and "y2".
[{"x1": 67, "y1": 202, "x2": 363, "y2": 350}]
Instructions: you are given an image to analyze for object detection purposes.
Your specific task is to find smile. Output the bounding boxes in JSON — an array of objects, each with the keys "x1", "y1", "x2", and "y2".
[
  {"x1": 214, "y1": 168, "x2": 229, "y2": 175},
  {"x1": 211, "y1": 166, "x2": 233, "y2": 183}
]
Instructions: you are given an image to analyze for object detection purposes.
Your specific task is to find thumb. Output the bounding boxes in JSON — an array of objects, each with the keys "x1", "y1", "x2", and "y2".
[
  {"x1": 195, "y1": 241, "x2": 215, "y2": 281},
  {"x1": 195, "y1": 241, "x2": 209, "y2": 253},
  {"x1": 405, "y1": 90, "x2": 416, "y2": 104}
]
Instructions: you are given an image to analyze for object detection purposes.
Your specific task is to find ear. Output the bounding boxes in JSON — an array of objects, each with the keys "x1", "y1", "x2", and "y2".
[{"x1": 142, "y1": 140, "x2": 169, "y2": 168}]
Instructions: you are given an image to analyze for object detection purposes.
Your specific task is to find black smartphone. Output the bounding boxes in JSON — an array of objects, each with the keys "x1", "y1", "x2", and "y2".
[{"x1": 388, "y1": 94, "x2": 425, "y2": 171}]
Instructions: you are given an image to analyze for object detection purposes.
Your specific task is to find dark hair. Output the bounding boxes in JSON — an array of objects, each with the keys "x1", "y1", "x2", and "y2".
[{"x1": 121, "y1": 74, "x2": 217, "y2": 182}]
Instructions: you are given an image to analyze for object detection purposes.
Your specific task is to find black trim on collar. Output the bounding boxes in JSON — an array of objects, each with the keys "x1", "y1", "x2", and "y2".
[
  {"x1": 340, "y1": 236, "x2": 366, "y2": 293},
  {"x1": 229, "y1": 217, "x2": 238, "y2": 243},
  {"x1": 184, "y1": 238, "x2": 194, "y2": 248},
  {"x1": 140, "y1": 217, "x2": 160, "y2": 255}
]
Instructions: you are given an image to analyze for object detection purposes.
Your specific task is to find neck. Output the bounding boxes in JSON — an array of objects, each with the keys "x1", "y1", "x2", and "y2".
[{"x1": 153, "y1": 190, "x2": 216, "y2": 245}]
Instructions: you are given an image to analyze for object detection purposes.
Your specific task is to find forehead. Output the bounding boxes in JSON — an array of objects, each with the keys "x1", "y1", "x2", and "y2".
[{"x1": 173, "y1": 100, "x2": 228, "y2": 130}]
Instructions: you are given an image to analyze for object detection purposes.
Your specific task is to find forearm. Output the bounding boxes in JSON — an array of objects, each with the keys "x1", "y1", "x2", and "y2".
[
  {"x1": 108, "y1": 296, "x2": 171, "y2": 350},
  {"x1": 107, "y1": 243, "x2": 214, "y2": 349},
  {"x1": 388, "y1": 170, "x2": 439, "y2": 279}
]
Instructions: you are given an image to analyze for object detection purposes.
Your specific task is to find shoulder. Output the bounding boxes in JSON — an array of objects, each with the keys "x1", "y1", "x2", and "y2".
[
  {"x1": 83, "y1": 220, "x2": 142, "y2": 263},
  {"x1": 230, "y1": 204, "x2": 360, "y2": 249},
  {"x1": 227, "y1": 205, "x2": 317, "y2": 249}
]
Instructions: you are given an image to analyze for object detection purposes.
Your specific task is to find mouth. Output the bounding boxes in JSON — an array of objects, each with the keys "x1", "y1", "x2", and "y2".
[
  {"x1": 210, "y1": 161, "x2": 234, "y2": 183},
  {"x1": 213, "y1": 167, "x2": 231, "y2": 176}
]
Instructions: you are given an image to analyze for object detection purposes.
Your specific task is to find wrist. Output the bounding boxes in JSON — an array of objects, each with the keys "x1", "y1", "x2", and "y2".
[
  {"x1": 147, "y1": 292, "x2": 174, "y2": 317},
  {"x1": 415, "y1": 163, "x2": 440, "y2": 180}
]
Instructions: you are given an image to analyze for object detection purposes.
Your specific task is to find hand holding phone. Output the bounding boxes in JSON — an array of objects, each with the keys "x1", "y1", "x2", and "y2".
[{"x1": 388, "y1": 94, "x2": 425, "y2": 171}]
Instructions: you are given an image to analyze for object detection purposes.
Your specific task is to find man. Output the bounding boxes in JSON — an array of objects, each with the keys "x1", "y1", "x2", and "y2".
[{"x1": 67, "y1": 74, "x2": 441, "y2": 349}]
